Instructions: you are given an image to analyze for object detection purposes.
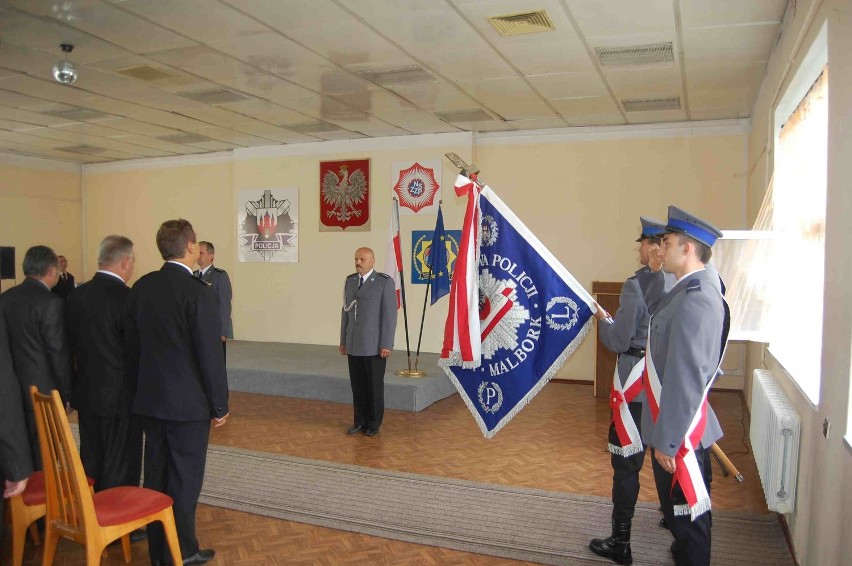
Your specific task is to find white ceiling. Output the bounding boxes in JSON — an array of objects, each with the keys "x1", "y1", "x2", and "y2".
[{"x1": 0, "y1": 0, "x2": 787, "y2": 163}]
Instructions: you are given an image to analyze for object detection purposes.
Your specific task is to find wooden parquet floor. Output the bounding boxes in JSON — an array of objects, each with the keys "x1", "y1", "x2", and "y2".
[{"x1": 5, "y1": 383, "x2": 767, "y2": 565}]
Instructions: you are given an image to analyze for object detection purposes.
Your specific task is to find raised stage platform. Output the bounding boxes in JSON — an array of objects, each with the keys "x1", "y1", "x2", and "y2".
[{"x1": 226, "y1": 341, "x2": 457, "y2": 412}]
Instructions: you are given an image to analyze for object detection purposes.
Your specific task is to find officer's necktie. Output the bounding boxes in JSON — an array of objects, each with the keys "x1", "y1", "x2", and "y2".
[{"x1": 358, "y1": 276, "x2": 364, "y2": 288}]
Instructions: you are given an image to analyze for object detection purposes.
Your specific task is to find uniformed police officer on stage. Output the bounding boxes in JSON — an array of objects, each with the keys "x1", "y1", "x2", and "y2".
[
  {"x1": 339, "y1": 247, "x2": 397, "y2": 436},
  {"x1": 589, "y1": 217, "x2": 666, "y2": 565},
  {"x1": 643, "y1": 206, "x2": 727, "y2": 566},
  {"x1": 194, "y1": 241, "x2": 233, "y2": 360}
]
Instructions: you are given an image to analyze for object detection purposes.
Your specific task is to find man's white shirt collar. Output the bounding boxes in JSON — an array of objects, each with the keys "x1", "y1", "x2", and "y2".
[
  {"x1": 167, "y1": 260, "x2": 193, "y2": 275},
  {"x1": 360, "y1": 269, "x2": 374, "y2": 282},
  {"x1": 97, "y1": 269, "x2": 126, "y2": 283},
  {"x1": 675, "y1": 267, "x2": 706, "y2": 286},
  {"x1": 200, "y1": 264, "x2": 213, "y2": 277}
]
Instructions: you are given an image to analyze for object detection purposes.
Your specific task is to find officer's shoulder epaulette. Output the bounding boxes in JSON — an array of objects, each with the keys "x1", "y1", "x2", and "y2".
[
  {"x1": 348, "y1": 272, "x2": 358, "y2": 279},
  {"x1": 376, "y1": 272, "x2": 391, "y2": 279},
  {"x1": 213, "y1": 266, "x2": 226, "y2": 273},
  {"x1": 686, "y1": 279, "x2": 702, "y2": 293}
]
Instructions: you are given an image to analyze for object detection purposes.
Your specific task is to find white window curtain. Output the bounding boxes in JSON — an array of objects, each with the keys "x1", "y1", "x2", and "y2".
[{"x1": 721, "y1": 68, "x2": 827, "y2": 403}]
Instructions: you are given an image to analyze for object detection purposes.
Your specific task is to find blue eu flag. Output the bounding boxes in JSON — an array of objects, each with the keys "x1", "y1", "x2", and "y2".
[{"x1": 429, "y1": 205, "x2": 451, "y2": 305}]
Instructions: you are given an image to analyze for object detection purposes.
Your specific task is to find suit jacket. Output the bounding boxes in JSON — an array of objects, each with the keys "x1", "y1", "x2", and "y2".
[
  {"x1": 0, "y1": 277, "x2": 71, "y2": 405},
  {"x1": 52, "y1": 271, "x2": 76, "y2": 299},
  {"x1": 192, "y1": 265, "x2": 233, "y2": 339},
  {"x1": 126, "y1": 262, "x2": 229, "y2": 421},
  {"x1": 65, "y1": 272, "x2": 134, "y2": 417},
  {"x1": 340, "y1": 271, "x2": 397, "y2": 356},
  {"x1": 599, "y1": 267, "x2": 651, "y2": 391},
  {"x1": 0, "y1": 313, "x2": 33, "y2": 483},
  {"x1": 641, "y1": 268, "x2": 725, "y2": 456}
]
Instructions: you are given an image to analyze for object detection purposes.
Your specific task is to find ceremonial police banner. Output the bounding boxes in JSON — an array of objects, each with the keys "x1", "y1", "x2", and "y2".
[{"x1": 440, "y1": 174, "x2": 595, "y2": 437}]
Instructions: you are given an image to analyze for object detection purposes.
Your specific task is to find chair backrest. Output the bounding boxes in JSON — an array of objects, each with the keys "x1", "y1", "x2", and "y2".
[{"x1": 29, "y1": 387, "x2": 97, "y2": 543}]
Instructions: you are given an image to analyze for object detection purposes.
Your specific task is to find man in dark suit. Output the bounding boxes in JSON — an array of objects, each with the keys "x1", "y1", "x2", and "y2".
[
  {"x1": 193, "y1": 241, "x2": 233, "y2": 361},
  {"x1": 1, "y1": 313, "x2": 34, "y2": 542},
  {"x1": 66, "y1": 235, "x2": 142, "y2": 494},
  {"x1": 126, "y1": 219, "x2": 229, "y2": 566},
  {"x1": 339, "y1": 247, "x2": 397, "y2": 437},
  {"x1": 0, "y1": 245, "x2": 71, "y2": 469},
  {"x1": 51, "y1": 255, "x2": 75, "y2": 299}
]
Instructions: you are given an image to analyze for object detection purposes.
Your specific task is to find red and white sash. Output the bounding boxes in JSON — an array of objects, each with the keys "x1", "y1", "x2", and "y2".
[
  {"x1": 643, "y1": 327, "x2": 713, "y2": 521},
  {"x1": 608, "y1": 357, "x2": 645, "y2": 457}
]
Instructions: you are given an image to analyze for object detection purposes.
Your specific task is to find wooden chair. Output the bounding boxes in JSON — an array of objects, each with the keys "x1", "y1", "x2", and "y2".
[
  {"x1": 7, "y1": 471, "x2": 99, "y2": 565},
  {"x1": 7, "y1": 471, "x2": 45, "y2": 566},
  {"x1": 30, "y1": 387, "x2": 182, "y2": 565}
]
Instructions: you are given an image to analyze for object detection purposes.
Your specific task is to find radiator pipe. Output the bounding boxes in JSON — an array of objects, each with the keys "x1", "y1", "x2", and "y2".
[{"x1": 711, "y1": 444, "x2": 744, "y2": 483}]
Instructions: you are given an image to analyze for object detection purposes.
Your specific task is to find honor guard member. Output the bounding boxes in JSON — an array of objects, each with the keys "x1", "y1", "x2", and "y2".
[
  {"x1": 339, "y1": 247, "x2": 397, "y2": 437},
  {"x1": 643, "y1": 206, "x2": 729, "y2": 566},
  {"x1": 194, "y1": 241, "x2": 233, "y2": 361},
  {"x1": 589, "y1": 217, "x2": 666, "y2": 565}
]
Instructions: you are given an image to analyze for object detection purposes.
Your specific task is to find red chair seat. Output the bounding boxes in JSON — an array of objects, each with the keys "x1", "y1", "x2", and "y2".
[
  {"x1": 21, "y1": 471, "x2": 96, "y2": 506},
  {"x1": 93, "y1": 487, "x2": 174, "y2": 527},
  {"x1": 21, "y1": 471, "x2": 45, "y2": 506}
]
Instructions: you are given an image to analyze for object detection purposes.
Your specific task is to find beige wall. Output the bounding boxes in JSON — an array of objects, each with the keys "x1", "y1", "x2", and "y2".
[
  {"x1": 80, "y1": 126, "x2": 746, "y2": 382},
  {"x1": 745, "y1": 0, "x2": 852, "y2": 564},
  {"x1": 0, "y1": 156, "x2": 82, "y2": 285}
]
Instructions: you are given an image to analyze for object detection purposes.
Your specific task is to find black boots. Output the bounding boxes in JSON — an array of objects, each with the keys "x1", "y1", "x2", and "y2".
[{"x1": 589, "y1": 519, "x2": 633, "y2": 565}]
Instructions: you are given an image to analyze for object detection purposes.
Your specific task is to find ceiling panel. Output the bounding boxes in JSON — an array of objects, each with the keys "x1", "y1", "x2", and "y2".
[
  {"x1": 567, "y1": 0, "x2": 675, "y2": 38},
  {"x1": 117, "y1": 0, "x2": 269, "y2": 46},
  {"x1": 0, "y1": 0, "x2": 785, "y2": 163},
  {"x1": 528, "y1": 72, "x2": 609, "y2": 100},
  {"x1": 682, "y1": 24, "x2": 781, "y2": 65},
  {"x1": 681, "y1": 0, "x2": 788, "y2": 28},
  {"x1": 605, "y1": 66, "x2": 683, "y2": 97},
  {"x1": 0, "y1": 8, "x2": 128, "y2": 63}
]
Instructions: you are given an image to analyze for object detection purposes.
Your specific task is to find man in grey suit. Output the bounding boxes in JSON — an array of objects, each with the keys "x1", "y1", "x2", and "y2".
[
  {"x1": 194, "y1": 241, "x2": 233, "y2": 360},
  {"x1": 339, "y1": 247, "x2": 397, "y2": 436},
  {"x1": 643, "y1": 205, "x2": 728, "y2": 566},
  {"x1": 589, "y1": 217, "x2": 666, "y2": 565}
]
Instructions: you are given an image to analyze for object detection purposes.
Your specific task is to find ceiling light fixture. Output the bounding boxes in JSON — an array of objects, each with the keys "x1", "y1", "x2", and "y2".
[{"x1": 53, "y1": 43, "x2": 78, "y2": 85}]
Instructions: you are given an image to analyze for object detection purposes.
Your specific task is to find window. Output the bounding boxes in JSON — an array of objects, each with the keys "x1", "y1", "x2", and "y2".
[
  {"x1": 768, "y1": 66, "x2": 827, "y2": 404},
  {"x1": 719, "y1": 28, "x2": 828, "y2": 405}
]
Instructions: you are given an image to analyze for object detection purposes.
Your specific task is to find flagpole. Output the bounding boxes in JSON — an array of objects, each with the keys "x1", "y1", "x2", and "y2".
[
  {"x1": 412, "y1": 200, "x2": 443, "y2": 376},
  {"x1": 394, "y1": 198, "x2": 420, "y2": 377}
]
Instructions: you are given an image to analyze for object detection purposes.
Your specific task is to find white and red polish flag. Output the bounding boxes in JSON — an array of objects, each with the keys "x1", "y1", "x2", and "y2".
[{"x1": 384, "y1": 201, "x2": 403, "y2": 308}]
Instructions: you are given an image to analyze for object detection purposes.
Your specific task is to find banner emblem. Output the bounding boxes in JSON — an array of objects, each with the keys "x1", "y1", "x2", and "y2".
[
  {"x1": 545, "y1": 297, "x2": 581, "y2": 331},
  {"x1": 477, "y1": 381, "x2": 503, "y2": 413}
]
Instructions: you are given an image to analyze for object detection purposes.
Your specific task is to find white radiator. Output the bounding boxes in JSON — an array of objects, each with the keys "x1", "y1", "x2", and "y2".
[{"x1": 750, "y1": 369, "x2": 801, "y2": 513}]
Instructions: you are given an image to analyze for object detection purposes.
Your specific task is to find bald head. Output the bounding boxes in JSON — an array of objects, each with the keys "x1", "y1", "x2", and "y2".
[{"x1": 354, "y1": 247, "x2": 375, "y2": 275}]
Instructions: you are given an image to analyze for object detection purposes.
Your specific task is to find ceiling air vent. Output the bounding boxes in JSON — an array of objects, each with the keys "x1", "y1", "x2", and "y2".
[
  {"x1": 435, "y1": 109, "x2": 495, "y2": 123},
  {"x1": 595, "y1": 42, "x2": 674, "y2": 68},
  {"x1": 178, "y1": 88, "x2": 251, "y2": 105},
  {"x1": 357, "y1": 66, "x2": 435, "y2": 86},
  {"x1": 116, "y1": 65, "x2": 175, "y2": 82},
  {"x1": 157, "y1": 133, "x2": 211, "y2": 144},
  {"x1": 622, "y1": 97, "x2": 681, "y2": 112},
  {"x1": 489, "y1": 10, "x2": 555, "y2": 36},
  {"x1": 41, "y1": 108, "x2": 109, "y2": 121},
  {"x1": 55, "y1": 144, "x2": 107, "y2": 155},
  {"x1": 287, "y1": 122, "x2": 343, "y2": 134}
]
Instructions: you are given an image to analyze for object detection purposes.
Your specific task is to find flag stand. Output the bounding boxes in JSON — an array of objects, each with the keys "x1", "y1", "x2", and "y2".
[{"x1": 392, "y1": 198, "x2": 421, "y2": 377}]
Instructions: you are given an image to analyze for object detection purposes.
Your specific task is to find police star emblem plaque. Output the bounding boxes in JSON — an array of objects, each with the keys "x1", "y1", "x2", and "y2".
[
  {"x1": 392, "y1": 160, "x2": 441, "y2": 215},
  {"x1": 238, "y1": 188, "x2": 299, "y2": 263}
]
